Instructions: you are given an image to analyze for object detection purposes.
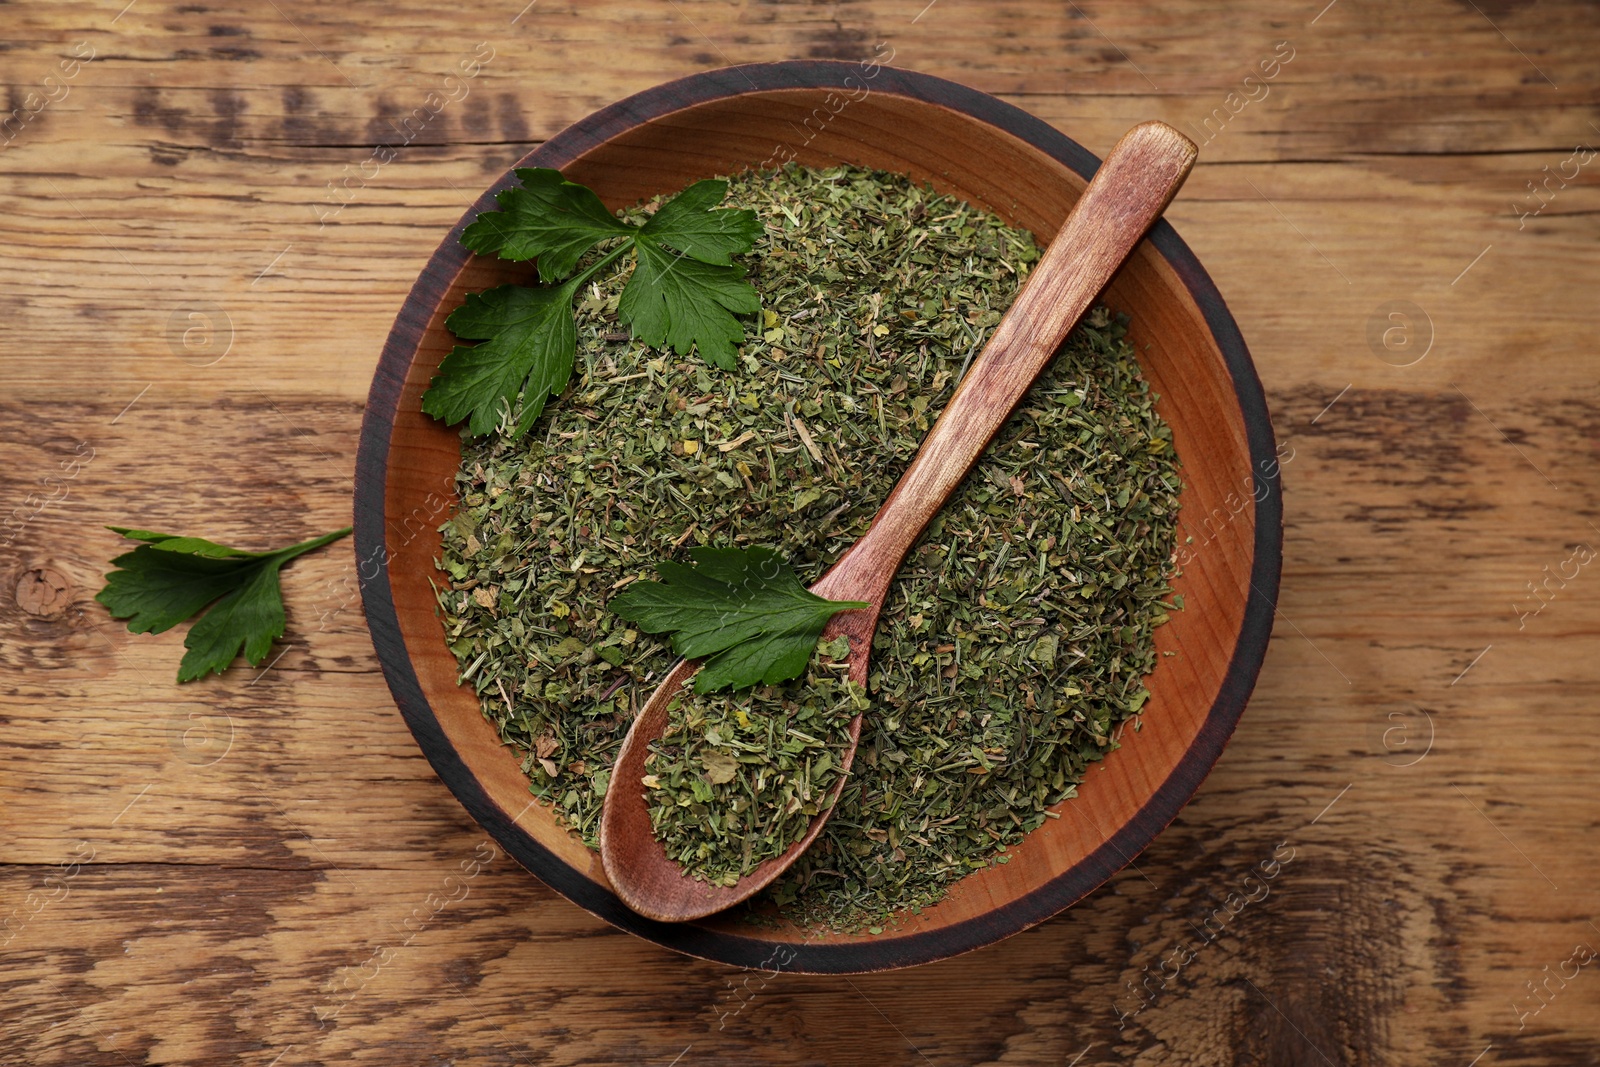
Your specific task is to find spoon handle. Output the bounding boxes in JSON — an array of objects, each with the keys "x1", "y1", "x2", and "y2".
[{"x1": 813, "y1": 121, "x2": 1196, "y2": 604}]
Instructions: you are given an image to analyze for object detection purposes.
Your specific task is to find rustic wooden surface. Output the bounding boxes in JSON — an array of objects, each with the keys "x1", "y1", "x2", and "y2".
[{"x1": 3, "y1": 1, "x2": 1597, "y2": 1063}]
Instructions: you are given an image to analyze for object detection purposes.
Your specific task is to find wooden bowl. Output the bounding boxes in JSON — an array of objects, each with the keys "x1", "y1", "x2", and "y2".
[{"x1": 355, "y1": 61, "x2": 1282, "y2": 973}]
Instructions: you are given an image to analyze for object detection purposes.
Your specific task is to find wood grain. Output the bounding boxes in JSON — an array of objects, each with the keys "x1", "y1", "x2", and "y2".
[{"x1": 3, "y1": 0, "x2": 1599, "y2": 1062}]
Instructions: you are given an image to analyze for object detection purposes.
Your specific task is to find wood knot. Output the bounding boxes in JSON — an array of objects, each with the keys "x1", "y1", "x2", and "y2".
[{"x1": 16, "y1": 566, "x2": 74, "y2": 617}]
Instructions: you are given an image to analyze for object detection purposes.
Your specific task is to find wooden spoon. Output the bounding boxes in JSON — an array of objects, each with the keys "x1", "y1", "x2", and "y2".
[{"x1": 599, "y1": 120, "x2": 1198, "y2": 922}]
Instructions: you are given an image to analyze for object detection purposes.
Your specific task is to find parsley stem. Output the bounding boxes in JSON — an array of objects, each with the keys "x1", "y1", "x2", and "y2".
[
  {"x1": 271, "y1": 526, "x2": 352, "y2": 561},
  {"x1": 563, "y1": 239, "x2": 634, "y2": 292}
]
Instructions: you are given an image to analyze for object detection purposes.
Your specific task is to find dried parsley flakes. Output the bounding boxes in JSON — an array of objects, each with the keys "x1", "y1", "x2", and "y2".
[
  {"x1": 435, "y1": 163, "x2": 1181, "y2": 931},
  {"x1": 645, "y1": 636, "x2": 866, "y2": 885}
]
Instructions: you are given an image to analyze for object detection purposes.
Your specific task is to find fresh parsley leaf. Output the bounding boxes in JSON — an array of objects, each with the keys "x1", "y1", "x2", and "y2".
[
  {"x1": 421, "y1": 283, "x2": 580, "y2": 437},
  {"x1": 618, "y1": 237, "x2": 761, "y2": 371},
  {"x1": 609, "y1": 546, "x2": 868, "y2": 693},
  {"x1": 638, "y1": 178, "x2": 764, "y2": 265},
  {"x1": 424, "y1": 171, "x2": 762, "y2": 437},
  {"x1": 461, "y1": 167, "x2": 632, "y2": 283},
  {"x1": 96, "y1": 525, "x2": 351, "y2": 682}
]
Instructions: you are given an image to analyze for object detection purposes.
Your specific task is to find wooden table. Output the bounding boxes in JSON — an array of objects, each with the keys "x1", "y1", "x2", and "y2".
[{"x1": 5, "y1": 2, "x2": 1597, "y2": 1062}]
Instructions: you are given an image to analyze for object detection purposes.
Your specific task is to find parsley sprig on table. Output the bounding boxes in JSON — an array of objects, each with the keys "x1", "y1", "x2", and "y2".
[
  {"x1": 610, "y1": 546, "x2": 867, "y2": 693},
  {"x1": 422, "y1": 168, "x2": 763, "y2": 437},
  {"x1": 96, "y1": 526, "x2": 351, "y2": 682}
]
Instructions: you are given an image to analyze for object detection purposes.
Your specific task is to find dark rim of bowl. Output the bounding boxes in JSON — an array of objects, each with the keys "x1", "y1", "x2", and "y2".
[{"x1": 355, "y1": 59, "x2": 1282, "y2": 974}]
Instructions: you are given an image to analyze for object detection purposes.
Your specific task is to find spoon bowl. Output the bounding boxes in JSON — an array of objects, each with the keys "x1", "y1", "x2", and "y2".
[
  {"x1": 596, "y1": 544, "x2": 884, "y2": 922},
  {"x1": 599, "y1": 122, "x2": 1198, "y2": 922}
]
